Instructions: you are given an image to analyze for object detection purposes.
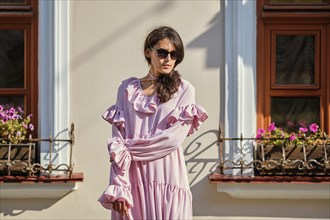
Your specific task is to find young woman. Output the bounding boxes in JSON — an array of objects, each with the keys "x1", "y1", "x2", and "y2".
[{"x1": 98, "y1": 26, "x2": 208, "y2": 220}]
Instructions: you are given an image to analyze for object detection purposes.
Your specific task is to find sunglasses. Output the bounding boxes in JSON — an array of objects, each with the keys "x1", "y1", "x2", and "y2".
[{"x1": 154, "y1": 48, "x2": 178, "y2": 60}]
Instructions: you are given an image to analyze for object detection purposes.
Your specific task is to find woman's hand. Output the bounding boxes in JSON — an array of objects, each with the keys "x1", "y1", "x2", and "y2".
[{"x1": 112, "y1": 200, "x2": 129, "y2": 216}]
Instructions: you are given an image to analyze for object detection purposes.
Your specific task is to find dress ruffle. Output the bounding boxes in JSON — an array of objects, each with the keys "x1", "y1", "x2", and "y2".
[
  {"x1": 130, "y1": 180, "x2": 192, "y2": 219},
  {"x1": 98, "y1": 184, "x2": 134, "y2": 210},
  {"x1": 167, "y1": 104, "x2": 208, "y2": 136},
  {"x1": 99, "y1": 137, "x2": 133, "y2": 214},
  {"x1": 107, "y1": 137, "x2": 131, "y2": 174},
  {"x1": 102, "y1": 105, "x2": 125, "y2": 130},
  {"x1": 126, "y1": 78, "x2": 159, "y2": 114}
]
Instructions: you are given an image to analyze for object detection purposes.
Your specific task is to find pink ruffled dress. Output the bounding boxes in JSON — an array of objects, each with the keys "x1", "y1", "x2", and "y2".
[{"x1": 98, "y1": 77, "x2": 208, "y2": 220}]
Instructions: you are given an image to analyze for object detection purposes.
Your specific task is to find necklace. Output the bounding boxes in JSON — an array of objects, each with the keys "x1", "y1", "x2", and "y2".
[{"x1": 148, "y1": 71, "x2": 158, "y2": 80}]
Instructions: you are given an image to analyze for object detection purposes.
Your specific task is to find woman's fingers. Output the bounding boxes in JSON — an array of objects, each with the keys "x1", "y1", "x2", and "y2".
[
  {"x1": 113, "y1": 200, "x2": 129, "y2": 216},
  {"x1": 123, "y1": 201, "x2": 129, "y2": 216},
  {"x1": 112, "y1": 201, "x2": 119, "y2": 212},
  {"x1": 119, "y1": 201, "x2": 128, "y2": 216}
]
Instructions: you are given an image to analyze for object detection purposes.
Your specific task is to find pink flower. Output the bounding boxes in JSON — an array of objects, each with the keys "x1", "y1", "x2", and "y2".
[
  {"x1": 268, "y1": 122, "x2": 277, "y2": 132},
  {"x1": 290, "y1": 133, "x2": 296, "y2": 141},
  {"x1": 309, "y1": 123, "x2": 319, "y2": 133},
  {"x1": 299, "y1": 127, "x2": 308, "y2": 133},
  {"x1": 256, "y1": 128, "x2": 265, "y2": 139},
  {"x1": 257, "y1": 128, "x2": 265, "y2": 135},
  {"x1": 29, "y1": 124, "x2": 34, "y2": 131}
]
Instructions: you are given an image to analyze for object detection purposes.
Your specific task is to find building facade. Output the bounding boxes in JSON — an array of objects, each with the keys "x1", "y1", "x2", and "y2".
[{"x1": 0, "y1": 0, "x2": 329, "y2": 219}]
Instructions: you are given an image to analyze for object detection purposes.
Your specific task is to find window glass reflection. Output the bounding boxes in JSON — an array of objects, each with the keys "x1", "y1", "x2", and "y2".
[
  {"x1": 0, "y1": 30, "x2": 24, "y2": 88},
  {"x1": 276, "y1": 35, "x2": 315, "y2": 85},
  {"x1": 0, "y1": 0, "x2": 25, "y2": 4},
  {"x1": 271, "y1": 97, "x2": 320, "y2": 131},
  {"x1": 0, "y1": 96, "x2": 25, "y2": 110}
]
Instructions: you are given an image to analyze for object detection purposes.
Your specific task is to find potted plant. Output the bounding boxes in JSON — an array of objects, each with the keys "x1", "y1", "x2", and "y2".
[
  {"x1": 254, "y1": 122, "x2": 330, "y2": 176},
  {"x1": 0, "y1": 104, "x2": 35, "y2": 175}
]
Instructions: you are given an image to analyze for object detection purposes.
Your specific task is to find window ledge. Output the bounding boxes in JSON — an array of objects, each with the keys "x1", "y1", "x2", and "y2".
[
  {"x1": 0, "y1": 172, "x2": 83, "y2": 199},
  {"x1": 209, "y1": 173, "x2": 330, "y2": 200}
]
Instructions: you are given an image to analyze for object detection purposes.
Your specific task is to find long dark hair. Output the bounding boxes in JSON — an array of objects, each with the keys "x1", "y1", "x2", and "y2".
[{"x1": 144, "y1": 26, "x2": 184, "y2": 103}]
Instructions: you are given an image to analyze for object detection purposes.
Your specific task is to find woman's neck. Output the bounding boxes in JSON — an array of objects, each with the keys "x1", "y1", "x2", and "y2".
[{"x1": 148, "y1": 71, "x2": 158, "y2": 80}]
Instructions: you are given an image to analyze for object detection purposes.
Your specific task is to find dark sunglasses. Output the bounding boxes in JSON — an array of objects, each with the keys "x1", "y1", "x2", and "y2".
[{"x1": 154, "y1": 48, "x2": 178, "y2": 60}]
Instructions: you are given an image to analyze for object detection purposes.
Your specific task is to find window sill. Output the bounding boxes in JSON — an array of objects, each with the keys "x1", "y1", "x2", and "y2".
[
  {"x1": 209, "y1": 173, "x2": 330, "y2": 200},
  {"x1": 0, "y1": 172, "x2": 84, "y2": 199}
]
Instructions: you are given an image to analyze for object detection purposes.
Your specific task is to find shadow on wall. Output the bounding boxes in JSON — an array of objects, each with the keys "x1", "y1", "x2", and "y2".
[
  {"x1": 183, "y1": 8, "x2": 225, "y2": 217},
  {"x1": 185, "y1": 130, "x2": 219, "y2": 186},
  {"x1": 71, "y1": 1, "x2": 175, "y2": 72},
  {"x1": 184, "y1": 10, "x2": 222, "y2": 187},
  {"x1": 187, "y1": 11, "x2": 222, "y2": 69},
  {"x1": 0, "y1": 199, "x2": 59, "y2": 217}
]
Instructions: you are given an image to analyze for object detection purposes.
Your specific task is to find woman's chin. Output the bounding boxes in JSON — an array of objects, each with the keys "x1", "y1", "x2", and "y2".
[{"x1": 160, "y1": 70, "x2": 173, "y2": 75}]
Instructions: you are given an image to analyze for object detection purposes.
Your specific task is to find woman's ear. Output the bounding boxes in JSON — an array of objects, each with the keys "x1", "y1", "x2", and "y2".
[{"x1": 145, "y1": 49, "x2": 151, "y2": 58}]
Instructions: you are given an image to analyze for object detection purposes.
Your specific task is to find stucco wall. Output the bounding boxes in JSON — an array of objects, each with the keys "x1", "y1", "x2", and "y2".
[{"x1": 0, "y1": 1, "x2": 329, "y2": 220}]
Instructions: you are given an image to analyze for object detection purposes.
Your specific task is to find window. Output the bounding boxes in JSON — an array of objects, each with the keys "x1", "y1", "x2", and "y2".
[
  {"x1": 257, "y1": 0, "x2": 330, "y2": 133},
  {"x1": 0, "y1": 0, "x2": 38, "y2": 137}
]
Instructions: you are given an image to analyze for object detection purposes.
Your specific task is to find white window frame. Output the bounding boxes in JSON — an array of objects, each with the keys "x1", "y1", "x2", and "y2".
[
  {"x1": 39, "y1": 0, "x2": 69, "y2": 168},
  {"x1": 222, "y1": 0, "x2": 256, "y2": 176}
]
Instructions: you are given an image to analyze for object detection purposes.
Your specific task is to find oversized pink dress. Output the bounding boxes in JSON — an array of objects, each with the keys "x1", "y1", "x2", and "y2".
[{"x1": 98, "y1": 77, "x2": 208, "y2": 220}]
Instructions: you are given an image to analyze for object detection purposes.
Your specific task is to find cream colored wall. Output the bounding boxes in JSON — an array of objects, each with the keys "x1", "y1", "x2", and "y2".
[
  {"x1": 0, "y1": 1, "x2": 329, "y2": 220},
  {"x1": 70, "y1": 1, "x2": 220, "y2": 219}
]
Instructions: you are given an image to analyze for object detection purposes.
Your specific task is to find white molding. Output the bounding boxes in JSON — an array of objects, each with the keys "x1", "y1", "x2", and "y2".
[
  {"x1": 39, "y1": 0, "x2": 70, "y2": 169},
  {"x1": 0, "y1": 183, "x2": 77, "y2": 199},
  {"x1": 53, "y1": 0, "x2": 70, "y2": 166},
  {"x1": 223, "y1": 0, "x2": 256, "y2": 175},
  {"x1": 39, "y1": 0, "x2": 54, "y2": 166},
  {"x1": 217, "y1": 182, "x2": 330, "y2": 199}
]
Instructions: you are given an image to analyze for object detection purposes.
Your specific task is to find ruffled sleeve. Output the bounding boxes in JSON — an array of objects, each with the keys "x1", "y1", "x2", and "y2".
[
  {"x1": 98, "y1": 134, "x2": 134, "y2": 211},
  {"x1": 167, "y1": 104, "x2": 208, "y2": 136},
  {"x1": 102, "y1": 105, "x2": 125, "y2": 130},
  {"x1": 98, "y1": 185, "x2": 133, "y2": 210},
  {"x1": 99, "y1": 80, "x2": 133, "y2": 213}
]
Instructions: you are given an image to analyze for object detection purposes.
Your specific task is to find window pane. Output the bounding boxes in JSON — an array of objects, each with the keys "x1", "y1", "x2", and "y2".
[
  {"x1": 0, "y1": 96, "x2": 24, "y2": 111},
  {"x1": 276, "y1": 35, "x2": 315, "y2": 85},
  {"x1": 0, "y1": 0, "x2": 25, "y2": 4},
  {"x1": 0, "y1": 30, "x2": 24, "y2": 88},
  {"x1": 271, "y1": 97, "x2": 320, "y2": 131}
]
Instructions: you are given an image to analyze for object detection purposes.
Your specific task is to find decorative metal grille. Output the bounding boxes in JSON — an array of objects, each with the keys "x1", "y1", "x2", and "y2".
[
  {"x1": 0, "y1": 123, "x2": 75, "y2": 177},
  {"x1": 218, "y1": 130, "x2": 330, "y2": 176}
]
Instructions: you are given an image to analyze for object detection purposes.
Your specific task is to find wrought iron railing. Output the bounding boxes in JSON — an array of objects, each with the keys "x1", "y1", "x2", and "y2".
[
  {"x1": 0, "y1": 123, "x2": 75, "y2": 177},
  {"x1": 217, "y1": 130, "x2": 330, "y2": 176}
]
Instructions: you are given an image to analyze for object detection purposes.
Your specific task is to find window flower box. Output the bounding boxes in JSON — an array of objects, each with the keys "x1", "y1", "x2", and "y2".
[
  {"x1": 254, "y1": 143, "x2": 330, "y2": 175},
  {"x1": 0, "y1": 142, "x2": 37, "y2": 176},
  {"x1": 254, "y1": 122, "x2": 330, "y2": 176}
]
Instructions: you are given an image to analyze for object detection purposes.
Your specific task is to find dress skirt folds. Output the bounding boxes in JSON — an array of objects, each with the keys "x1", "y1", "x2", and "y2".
[{"x1": 98, "y1": 77, "x2": 208, "y2": 220}]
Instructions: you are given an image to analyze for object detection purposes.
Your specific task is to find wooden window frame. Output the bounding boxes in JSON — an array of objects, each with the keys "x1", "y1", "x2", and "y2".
[
  {"x1": 0, "y1": 0, "x2": 38, "y2": 137},
  {"x1": 264, "y1": 0, "x2": 330, "y2": 11},
  {"x1": 257, "y1": 0, "x2": 330, "y2": 133},
  {"x1": 0, "y1": 0, "x2": 32, "y2": 11}
]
